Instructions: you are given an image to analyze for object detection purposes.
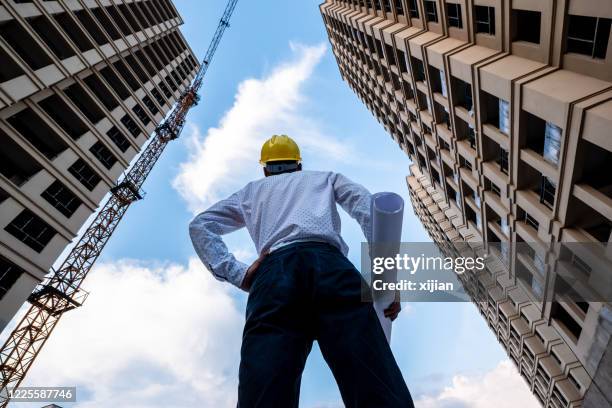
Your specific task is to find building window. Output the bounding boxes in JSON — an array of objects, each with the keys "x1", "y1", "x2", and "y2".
[
  {"x1": 41, "y1": 180, "x2": 82, "y2": 218},
  {"x1": 453, "y1": 78, "x2": 473, "y2": 111},
  {"x1": 158, "y1": 81, "x2": 172, "y2": 99},
  {"x1": 524, "y1": 212, "x2": 539, "y2": 231},
  {"x1": 425, "y1": 0, "x2": 438, "y2": 23},
  {"x1": 164, "y1": 74, "x2": 178, "y2": 92},
  {"x1": 0, "y1": 129, "x2": 43, "y2": 186},
  {"x1": 0, "y1": 20, "x2": 53, "y2": 70},
  {"x1": 52, "y1": 12, "x2": 93, "y2": 52},
  {"x1": 90, "y1": 141, "x2": 118, "y2": 169},
  {"x1": 113, "y1": 60, "x2": 139, "y2": 91},
  {"x1": 106, "y1": 6, "x2": 132, "y2": 36},
  {"x1": 408, "y1": 0, "x2": 419, "y2": 18},
  {"x1": 395, "y1": 0, "x2": 404, "y2": 15},
  {"x1": 539, "y1": 176, "x2": 556, "y2": 209},
  {"x1": 412, "y1": 57, "x2": 426, "y2": 81},
  {"x1": 132, "y1": 104, "x2": 151, "y2": 125},
  {"x1": 83, "y1": 74, "x2": 119, "y2": 111},
  {"x1": 27, "y1": 15, "x2": 76, "y2": 60},
  {"x1": 125, "y1": 54, "x2": 148, "y2": 83},
  {"x1": 91, "y1": 8, "x2": 121, "y2": 41},
  {"x1": 475, "y1": 6, "x2": 495, "y2": 35},
  {"x1": 0, "y1": 256, "x2": 25, "y2": 300},
  {"x1": 512, "y1": 9, "x2": 541, "y2": 44},
  {"x1": 438, "y1": 106, "x2": 451, "y2": 130},
  {"x1": 466, "y1": 127, "x2": 476, "y2": 149},
  {"x1": 7, "y1": 108, "x2": 68, "y2": 160},
  {"x1": 38, "y1": 95, "x2": 88, "y2": 141},
  {"x1": 74, "y1": 9, "x2": 108, "y2": 46},
  {"x1": 1, "y1": 187, "x2": 10, "y2": 204},
  {"x1": 68, "y1": 158, "x2": 101, "y2": 191},
  {"x1": 447, "y1": 3, "x2": 462, "y2": 28},
  {"x1": 566, "y1": 15, "x2": 611, "y2": 59},
  {"x1": 498, "y1": 148, "x2": 509, "y2": 174},
  {"x1": 498, "y1": 99, "x2": 510, "y2": 134},
  {"x1": 99, "y1": 66, "x2": 130, "y2": 100},
  {"x1": 121, "y1": 114, "x2": 141, "y2": 137},
  {"x1": 63, "y1": 83, "x2": 105, "y2": 124},
  {"x1": 0, "y1": 47, "x2": 24, "y2": 83},
  {"x1": 464, "y1": 84, "x2": 473, "y2": 111},
  {"x1": 151, "y1": 88, "x2": 166, "y2": 106},
  {"x1": 551, "y1": 303, "x2": 582, "y2": 343},
  {"x1": 569, "y1": 251, "x2": 592, "y2": 277},
  {"x1": 492, "y1": 184, "x2": 501, "y2": 197},
  {"x1": 142, "y1": 95, "x2": 160, "y2": 115},
  {"x1": 383, "y1": 0, "x2": 392, "y2": 13},
  {"x1": 106, "y1": 126, "x2": 130, "y2": 152},
  {"x1": 460, "y1": 155, "x2": 472, "y2": 171},
  {"x1": 5, "y1": 210, "x2": 57, "y2": 253}
]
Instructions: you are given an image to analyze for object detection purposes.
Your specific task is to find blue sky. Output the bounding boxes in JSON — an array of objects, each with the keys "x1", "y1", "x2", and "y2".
[{"x1": 14, "y1": 2, "x2": 540, "y2": 407}]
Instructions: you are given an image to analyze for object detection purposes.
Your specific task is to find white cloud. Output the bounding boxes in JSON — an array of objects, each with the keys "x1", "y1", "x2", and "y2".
[
  {"x1": 24, "y1": 258, "x2": 244, "y2": 408},
  {"x1": 172, "y1": 42, "x2": 357, "y2": 213},
  {"x1": 416, "y1": 360, "x2": 540, "y2": 408}
]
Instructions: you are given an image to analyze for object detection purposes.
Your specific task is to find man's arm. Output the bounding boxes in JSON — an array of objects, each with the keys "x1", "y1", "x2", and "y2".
[
  {"x1": 189, "y1": 192, "x2": 249, "y2": 288},
  {"x1": 333, "y1": 173, "x2": 402, "y2": 319},
  {"x1": 332, "y1": 172, "x2": 372, "y2": 243}
]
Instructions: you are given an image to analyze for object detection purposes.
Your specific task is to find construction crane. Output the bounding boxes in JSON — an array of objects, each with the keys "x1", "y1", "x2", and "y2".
[{"x1": 0, "y1": 0, "x2": 239, "y2": 405}]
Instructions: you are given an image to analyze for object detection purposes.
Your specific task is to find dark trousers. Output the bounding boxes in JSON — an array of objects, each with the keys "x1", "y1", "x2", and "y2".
[{"x1": 238, "y1": 242, "x2": 414, "y2": 408}]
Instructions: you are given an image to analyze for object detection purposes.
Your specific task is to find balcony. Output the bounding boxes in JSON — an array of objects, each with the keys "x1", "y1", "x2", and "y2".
[{"x1": 571, "y1": 139, "x2": 612, "y2": 228}]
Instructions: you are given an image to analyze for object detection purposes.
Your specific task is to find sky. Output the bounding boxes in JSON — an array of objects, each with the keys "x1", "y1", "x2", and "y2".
[{"x1": 6, "y1": 1, "x2": 542, "y2": 407}]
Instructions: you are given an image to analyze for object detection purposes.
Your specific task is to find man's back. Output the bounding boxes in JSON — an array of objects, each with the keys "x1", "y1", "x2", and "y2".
[
  {"x1": 189, "y1": 170, "x2": 371, "y2": 287},
  {"x1": 239, "y1": 170, "x2": 355, "y2": 255}
]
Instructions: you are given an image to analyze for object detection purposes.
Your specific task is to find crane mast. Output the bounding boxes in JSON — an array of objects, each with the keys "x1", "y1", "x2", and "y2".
[{"x1": 0, "y1": 1, "x2": 239, "y2": 405}]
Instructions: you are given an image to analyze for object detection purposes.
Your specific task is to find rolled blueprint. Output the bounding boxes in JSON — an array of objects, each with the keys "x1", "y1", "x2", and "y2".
[{"x1": 370, "y1": 192, "x2": 404, "y2": 343}]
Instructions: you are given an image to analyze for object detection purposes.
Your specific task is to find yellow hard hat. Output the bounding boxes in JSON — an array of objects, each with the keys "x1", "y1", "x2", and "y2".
[{"x1": 259, "y1": 134, "x2": 301, "y2": 165}]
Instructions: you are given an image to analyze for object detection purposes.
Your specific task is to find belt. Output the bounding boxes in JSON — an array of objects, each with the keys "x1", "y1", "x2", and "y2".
[{"x1": 267, "y1": 241, "x2": 339, "y2": 258}]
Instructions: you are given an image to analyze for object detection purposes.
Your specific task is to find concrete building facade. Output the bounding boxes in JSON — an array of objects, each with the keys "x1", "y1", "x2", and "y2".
[
  {"x1": 0, "y1": 0, "x2": 199, "y2": 331},
  {"x1": 321, "y1": 1, "x2": 612, "y2": 407}
]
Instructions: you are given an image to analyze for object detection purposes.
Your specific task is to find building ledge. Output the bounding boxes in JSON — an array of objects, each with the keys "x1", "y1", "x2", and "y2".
[
  {"x1": 573, "y1": 184, "x2": 612, "y2": 222},
  {"x1": 483, "y1": 123, "x2": 510, "y2": 150},
  {"x1": 520, "y1": 148, "x2": 558, "y2": 181}
]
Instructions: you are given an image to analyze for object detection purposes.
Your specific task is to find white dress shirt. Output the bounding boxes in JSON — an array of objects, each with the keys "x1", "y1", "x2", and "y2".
[{"x1": 189, "y1": 170, "x2": 372, "y2": 288}]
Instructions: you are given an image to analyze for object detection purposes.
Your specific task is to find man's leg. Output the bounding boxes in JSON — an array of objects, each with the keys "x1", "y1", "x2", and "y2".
[
  {"x1": 238, "y1": 255, "x2": 313, "y2": 408},
  {"x1": 314, "y1": 249, "x2": 415, "y2": 408}
]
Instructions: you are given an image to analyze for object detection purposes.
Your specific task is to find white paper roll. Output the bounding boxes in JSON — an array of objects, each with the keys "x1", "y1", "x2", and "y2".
[{"x1": 370, "y1": 192, "x2": 404, "y2": 343}]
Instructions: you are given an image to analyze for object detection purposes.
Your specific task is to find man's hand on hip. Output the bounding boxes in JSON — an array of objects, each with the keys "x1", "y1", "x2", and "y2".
[
  {"x1": 240, "y1": 252, "x2": 269, "y2": 292},
  {"x1": 384, "y1": 301, "x2": 401, "y2": 321}
]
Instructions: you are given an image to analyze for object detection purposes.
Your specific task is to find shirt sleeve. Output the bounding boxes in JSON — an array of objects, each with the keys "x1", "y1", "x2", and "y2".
[
  {"x1": 332, "y1": 173, "x2": 372, "y2": 243},
  {"x1": 188, "y1": 192, "x2": 249, "y2": 288}
]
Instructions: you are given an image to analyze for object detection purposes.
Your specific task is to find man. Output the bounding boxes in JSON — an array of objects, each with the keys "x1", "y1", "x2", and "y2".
[{"x1": 189, "y1": 135, "x2": 414, "y2": 407}]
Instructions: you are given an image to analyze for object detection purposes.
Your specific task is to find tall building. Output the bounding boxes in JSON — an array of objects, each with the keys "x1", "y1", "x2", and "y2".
[
  {"x1": 321, "y1": 1, "x2": 612, "y2": 407},
  {"x1": 0, "y1": 0, "x2": 199, "y2": 331}
]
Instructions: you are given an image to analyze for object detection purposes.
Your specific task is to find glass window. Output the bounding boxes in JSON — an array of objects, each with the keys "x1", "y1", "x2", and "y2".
[
  {"x1": 5, "y1": 210, "x2": 57, "y2": 252},
  {"x1": 41, "y1": 180, "x2": 82, "y2": 217},
  {"x1": 566, "y1": 15, "x2": 611, "y2": 59},
  {"x1": 447, "y1": 3, "x2": 462, "y2": 28},
  {"x1": 68, "y1": 158, "x2": 102, "y2": 191},
  {"x1": 475, "y1": 6, "x2": 495, "y2": 35}
]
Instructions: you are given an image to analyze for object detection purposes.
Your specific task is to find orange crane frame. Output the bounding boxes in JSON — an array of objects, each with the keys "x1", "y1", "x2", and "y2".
[{"x1": 0, "y1": 0, "x2": 238, "y2": 405}]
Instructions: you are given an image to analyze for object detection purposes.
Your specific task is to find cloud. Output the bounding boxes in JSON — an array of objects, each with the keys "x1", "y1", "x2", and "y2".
[
  {"x1": 173, "y1": 42, "x2": 339, "y2": 213},
  {"x1": 24, "y1": 258, "x2": 244, "y2": 408},
  {"x1": 415, "y1": 360, "x2": 540, "y2": 408}
]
